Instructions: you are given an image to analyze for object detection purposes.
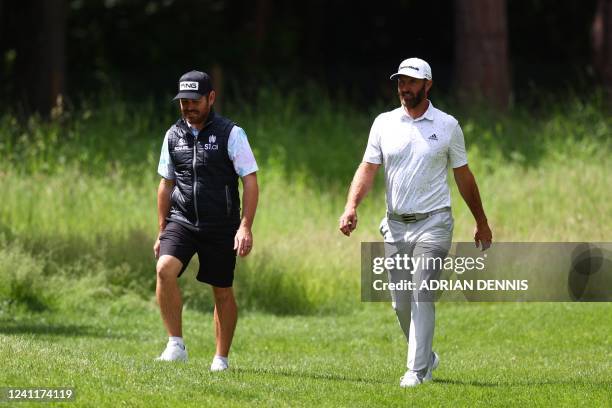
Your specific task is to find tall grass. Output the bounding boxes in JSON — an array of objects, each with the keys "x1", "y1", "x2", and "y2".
[{"x1": 0, "y1": 89, "x2": 610, "y2": 315}]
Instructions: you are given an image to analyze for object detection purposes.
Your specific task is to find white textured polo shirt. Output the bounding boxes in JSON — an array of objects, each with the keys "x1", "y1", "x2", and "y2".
[{"x1": 363, "y1": 101, "x2": 468, "y2": 214}]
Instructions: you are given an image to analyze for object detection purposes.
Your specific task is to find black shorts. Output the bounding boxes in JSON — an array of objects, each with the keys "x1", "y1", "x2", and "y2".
[{"x1": 159, "y1": 221, "x2": 238, "y2": 287}]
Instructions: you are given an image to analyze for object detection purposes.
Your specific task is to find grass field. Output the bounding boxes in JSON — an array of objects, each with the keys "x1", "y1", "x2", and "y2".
[
  {"x1": 1, "y1": 301, "x2": 611, "y2": 407},
  {"x1": 0, "y1": 90, "x2": 611, "y2": 406}
]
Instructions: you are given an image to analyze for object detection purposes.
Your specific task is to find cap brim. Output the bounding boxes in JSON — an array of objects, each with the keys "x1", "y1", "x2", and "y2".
[
  {"x1": 172, "y1": 91, "x2": 203, "y2": 101},
  {"x1": 389, "y1": 71, "x2": 429, "y2": 80}
]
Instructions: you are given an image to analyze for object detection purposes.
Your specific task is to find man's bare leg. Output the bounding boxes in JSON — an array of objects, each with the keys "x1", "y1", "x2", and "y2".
[
  {"x1": 212, "y1": 286, "x2": 238, "y2": 357},
  {"x1": 156, "y1": 255, "x2": 184, "y2": 337}
]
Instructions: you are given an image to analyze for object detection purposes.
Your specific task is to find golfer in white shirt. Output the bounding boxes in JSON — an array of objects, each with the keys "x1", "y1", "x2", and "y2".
[{"x1": 339, "y1": 57, "x2": 492, "y2": 387}]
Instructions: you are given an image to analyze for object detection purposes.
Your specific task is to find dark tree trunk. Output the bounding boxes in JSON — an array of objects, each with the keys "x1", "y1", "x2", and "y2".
[
  {"x1": 454, "y1": 0, "x2": 511, "y2": 110},
  {"x1": 249, "y1": 0, "x2": 272, "y2": 67},
  {"x1": 211, "y1": 63, "x2": 224, "y2": 113},
  {"x1": 18, "y1": 0, "x2": 66, "y2": 116},
  {"x1": 592, "y1": 0, "x2": 612, "y2": 104}
]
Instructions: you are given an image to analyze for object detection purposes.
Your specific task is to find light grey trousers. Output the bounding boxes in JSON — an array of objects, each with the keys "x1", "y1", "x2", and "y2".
[{"x1": 380, "y1": 210, "x2": 453, "y2": 377}]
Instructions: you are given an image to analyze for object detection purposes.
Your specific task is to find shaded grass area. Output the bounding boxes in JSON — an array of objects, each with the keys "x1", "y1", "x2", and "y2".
[{"x1": 0, "y1": 302, "x2": 610, "y2": 407}]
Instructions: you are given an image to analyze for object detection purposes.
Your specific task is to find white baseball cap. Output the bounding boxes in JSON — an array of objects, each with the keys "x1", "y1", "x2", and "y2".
[{"x1": 389, "y1": 58, "x2": 432, "y2": 80}]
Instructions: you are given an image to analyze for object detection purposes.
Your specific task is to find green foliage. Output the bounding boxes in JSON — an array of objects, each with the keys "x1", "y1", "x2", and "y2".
[
  {"x1": 0, "y1": 238, "x2": 51, "y2": 314},
  {"x1": 0, "y1": 89, "x2": 610, "y2": 315}
]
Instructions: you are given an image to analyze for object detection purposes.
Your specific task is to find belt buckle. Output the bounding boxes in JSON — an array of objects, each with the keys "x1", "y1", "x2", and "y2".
[{"x1": 401, "y1": 214, "x2": 417, "y2": 223}]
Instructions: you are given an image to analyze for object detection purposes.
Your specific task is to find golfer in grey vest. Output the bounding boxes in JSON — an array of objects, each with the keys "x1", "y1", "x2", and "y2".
[{"x1": 339, "y1": 58, "x2": 492, "y2": 387}]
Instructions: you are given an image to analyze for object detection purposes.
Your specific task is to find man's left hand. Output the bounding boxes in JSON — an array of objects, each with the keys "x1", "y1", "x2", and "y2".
[
  {"x1": 234, "y1": 226, "x2": 253, "y2": 257},
  {"x1": 474, "y1": 222, "x2": 492, "y2": 251}
]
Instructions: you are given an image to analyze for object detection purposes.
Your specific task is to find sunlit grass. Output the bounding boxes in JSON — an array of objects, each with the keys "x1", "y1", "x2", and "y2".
[
  {"x1": 0, "y1": 90, "x2": 610, "y2": 315},
  {"x1": 0, "y1": 302, "x2": 610, "y2": 407}
]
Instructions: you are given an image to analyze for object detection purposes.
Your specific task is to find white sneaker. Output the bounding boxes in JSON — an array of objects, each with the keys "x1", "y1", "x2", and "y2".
[
  {"x1": 400, "y1": 351, "x2": 439, "y2": 387},
  {"x1": 210, "y1": 356, "x2": 229, "y2": 372},
  {"x1": 155, "y1": 341, "x2": 187, "y2": 362},
  {"x1": 400, "y1": 371, "x2": 423, "y2": 387}
]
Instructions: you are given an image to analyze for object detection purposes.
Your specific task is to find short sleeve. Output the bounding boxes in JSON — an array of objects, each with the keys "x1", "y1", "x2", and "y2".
[
  {"x1": 157, "y1": 130, "x2": 176, "y2": 179},
  {"x1": 228, "y1": 126, "x2": 259, "y2": 177},
  {"x1": 362, "y1": 117, "x2": 383, "y2": 164},
  {"x1": 449, "y1": 124, "x2": 468, "y2": 168}
]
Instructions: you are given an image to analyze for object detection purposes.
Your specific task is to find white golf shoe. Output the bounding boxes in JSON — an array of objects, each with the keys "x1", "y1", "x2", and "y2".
[
  {"x1": 400, "y1": 351, "x2": 439, "y2": 388},
  {"x1": 155, "y1": 340, "x2": 187, "y2": 362},
  {"x1": 400, "y1": 371, "x2": 423, "y2": 388},
  {"x1": 210, "y1": 356, "x2": 229, "y2": 372}
]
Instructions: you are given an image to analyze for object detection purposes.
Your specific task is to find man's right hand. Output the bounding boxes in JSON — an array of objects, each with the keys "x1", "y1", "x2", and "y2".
[
  {"x1": 338, "y1": 162, "x2": 379, "y2": 237},
  {"x1": 339, "y1": 207, "x2": 358, "y2": 236}
]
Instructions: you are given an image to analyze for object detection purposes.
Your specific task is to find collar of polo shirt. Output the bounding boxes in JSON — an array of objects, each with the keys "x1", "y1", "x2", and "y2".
[{"x1": 401, "y1": 100, "x2": 435, "y2": 122}]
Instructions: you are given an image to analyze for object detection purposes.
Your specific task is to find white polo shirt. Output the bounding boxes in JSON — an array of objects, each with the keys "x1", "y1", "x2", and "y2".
[{"x1": 363, "y1": 101, "x2": 468, "y2": 214}]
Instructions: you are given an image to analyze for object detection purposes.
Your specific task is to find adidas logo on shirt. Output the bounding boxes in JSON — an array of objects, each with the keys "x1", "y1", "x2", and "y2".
[{"x1": 428, "y1": 134, "x2": 438, "y2": 141}]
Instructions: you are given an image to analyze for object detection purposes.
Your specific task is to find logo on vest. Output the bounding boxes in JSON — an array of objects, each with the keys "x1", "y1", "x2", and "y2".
[
  {"x1": 204, "y1": 134, "x2": 219, "y2": 150},
  {"x1": 173, "y1": 137, "x2": 190, "y2": 151}
]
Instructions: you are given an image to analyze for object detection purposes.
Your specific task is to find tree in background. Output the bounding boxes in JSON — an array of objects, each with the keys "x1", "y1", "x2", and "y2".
[
  {"x1": 10, "y1": 0, "x2": 66, "y2": 116},
  {"x1": 0, "y1": 0, "x2": 600, "y2": 112},
  {"x1": 592, "y1": 0, "x2": 612, "y2": 104},
  {"x1": 454, "y1": 0, "x2": 511, "y2": 110},
  {"x1": 250, "y1": 0, "x2": 272, "y2": 67},
  {"x1": 40, "y1": 0, "x2": 66, "y2": 117}
]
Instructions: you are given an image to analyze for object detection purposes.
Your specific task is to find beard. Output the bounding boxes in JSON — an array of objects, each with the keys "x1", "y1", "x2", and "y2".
[
  {"x1": 399, "y1": 83, "x2": 427, "y2": 109},
  {"x1": 182, "y1": 108, "x2": 207, "y2": 125}
]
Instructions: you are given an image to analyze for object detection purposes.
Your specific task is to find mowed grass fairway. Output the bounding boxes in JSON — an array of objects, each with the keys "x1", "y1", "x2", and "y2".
[
  {"x1": 1, "y1": 302, "x2": 611, "y2": 407},
  {"x1": 1, "y1": 91, "x2": 611, "y2": 406}
]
